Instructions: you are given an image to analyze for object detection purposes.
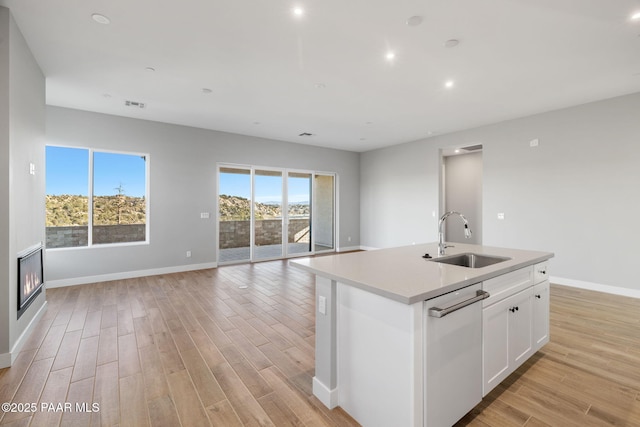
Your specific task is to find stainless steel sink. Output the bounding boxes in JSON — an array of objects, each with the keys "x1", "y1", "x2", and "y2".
[{"x1": 430, "y1": 252, "x2": 510, "y2": 268}]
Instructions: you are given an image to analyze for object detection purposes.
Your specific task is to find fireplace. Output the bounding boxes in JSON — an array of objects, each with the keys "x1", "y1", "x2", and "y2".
[{"x1": 17, "y1": 245, "x2": 44, "y2": 319}]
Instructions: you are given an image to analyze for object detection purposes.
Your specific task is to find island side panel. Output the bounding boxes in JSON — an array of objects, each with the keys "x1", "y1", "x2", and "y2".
[
  {"x1": 313, "y1": 276, "x2": 339, "y2": 408},
  {"x1": 337, "y1": 282, "x2": 424, "y2": 427}
]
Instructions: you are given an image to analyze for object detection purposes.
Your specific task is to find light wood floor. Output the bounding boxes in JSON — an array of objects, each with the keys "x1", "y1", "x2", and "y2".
[{"x1": 0, "y1": 261, "x2": 639, "y2": 427}]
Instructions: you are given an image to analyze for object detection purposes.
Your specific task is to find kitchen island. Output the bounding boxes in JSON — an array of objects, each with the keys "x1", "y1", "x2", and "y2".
[{"x1": 290, "y1": 242, "x2": 554, "y2": 427}]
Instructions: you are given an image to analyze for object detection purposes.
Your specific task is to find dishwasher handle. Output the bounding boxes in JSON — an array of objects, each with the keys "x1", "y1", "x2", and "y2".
[{"x1": 428, "y1": 290, "x2": 490, "y2": 318}]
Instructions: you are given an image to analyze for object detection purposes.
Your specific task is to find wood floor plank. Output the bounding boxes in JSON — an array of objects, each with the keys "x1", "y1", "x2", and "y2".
[
  {"x1": 30, "y1": 367, "x2": 72, "y2": 427},
  {"x1": 180, "y1": 348, "x2": 226, "y2": 407},
  {"x1": 0, "y1": 357, "x2": 54, "y2": 425},
  {"x1": 117, "y1": 333, "x2": 141, "y2": 378},
  {"x1": 210, "y1": 362, "x2": 275, "y2": 427},
  {"x1": 96, "y1": 326, "x2": 118, "y2": 366},
  {"x1": 82, "y1": 310, "x2": 103, "y2": 339},
  {"x1": 166, "y1": 369, "x2": 211, "y2": 427},
  {"x1": 71, "y1": 335, "x2": 99, "y2": 382},
  {"x1": 147, "y1": 395, "x2": 181, "y2": 427},
  {"x1": 51, "y1": 329, "x2": 82, "y2": 371},
  {"x1": 92, "y1": 361, "x2": 119, "y2": 426},
  {"x1": 119, "y1": 373, "x2": 149, "y2": 427},
  {"x1": 205, "y1": 399, "x2": 244, "y2": 427},
  {"x1": 59, "y1": 376, "x2": 95, "y2": 427}
]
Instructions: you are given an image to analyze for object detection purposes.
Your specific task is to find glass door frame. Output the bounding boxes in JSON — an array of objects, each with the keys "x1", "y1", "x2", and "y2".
[{"x1": 217, "y1": 163, "x2": 336, "y2": 264}]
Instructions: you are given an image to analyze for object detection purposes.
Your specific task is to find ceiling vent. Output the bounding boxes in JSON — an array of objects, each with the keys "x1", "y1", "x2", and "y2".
[
  {"x1": 461, "y1": 144, "x2": 483, "y2": 151},
  {"x1": 125, "y1": 100, "x2": 146, "y2": 109},
  {"x1": 298, "y1": 132, "x2": 314, "y2": 137}
]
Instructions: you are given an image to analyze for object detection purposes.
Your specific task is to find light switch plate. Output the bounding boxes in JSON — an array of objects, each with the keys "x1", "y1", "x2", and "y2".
[{"x1": 318, "y1": 296, "x2": 326, "y2": 315}]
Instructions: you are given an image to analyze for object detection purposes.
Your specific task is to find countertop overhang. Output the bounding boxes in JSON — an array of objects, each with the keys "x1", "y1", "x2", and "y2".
[{"x1": 290, "y1": 243, "x2": 554, "y2": 304}]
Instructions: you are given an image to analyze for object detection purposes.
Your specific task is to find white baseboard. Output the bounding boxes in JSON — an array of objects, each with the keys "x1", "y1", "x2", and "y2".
[
  {"x1": 0, "y1": 301, "x2": 48, "y2": 368},
  {"x1": 46, "y1": 262, "x2": 218, "y2": 289},
  {"x1": 313, "y1": 376, "x2": 339, "y2": 409},
  {"x1": 0, "y1": 352, "x2": 10, "y2": 369},
  {"x1": 551, "y1": 276, "x2": 640, "y2": 299},
  {"x1": 337, "y1": 245, "x2": 362, "y2": 252},
  {"x1": 358, "y1": 245, "x2": 380, "y2": 251}
]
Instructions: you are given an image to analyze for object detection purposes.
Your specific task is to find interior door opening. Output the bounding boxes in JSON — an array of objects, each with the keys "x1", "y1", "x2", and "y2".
[{"x1": 440, "y1": 147, "x2": 483, "y2": 244}]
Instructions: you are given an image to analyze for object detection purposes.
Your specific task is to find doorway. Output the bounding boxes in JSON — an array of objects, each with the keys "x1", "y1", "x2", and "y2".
[{"x1": 441, "y1": 148, "x2": 483, "y2": 244}]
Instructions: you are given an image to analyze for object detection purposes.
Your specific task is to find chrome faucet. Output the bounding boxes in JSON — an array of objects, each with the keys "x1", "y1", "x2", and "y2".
[{"x1": 438, "y1": 211, "x2": 472, "y2": 255}]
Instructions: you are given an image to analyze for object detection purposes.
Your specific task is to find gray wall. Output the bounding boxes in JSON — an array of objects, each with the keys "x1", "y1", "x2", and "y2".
[
  {"x1": 444, "y1": 152, "x2": 483, "y2": 244},
  {"x1": 360, "y1": 92, "x2": 640, "y2": 291},
  {"x1": 45, "y1": 106, "x2": 360, "y2": 283},
  {"x1": 0, "y1": 6, "x2": 47, "y2": 360}
]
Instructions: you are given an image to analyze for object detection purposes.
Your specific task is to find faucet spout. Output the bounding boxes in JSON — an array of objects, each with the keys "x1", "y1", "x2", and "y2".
[{"x1": 438, "y1": 211, "x2": 472, "y2": 255}]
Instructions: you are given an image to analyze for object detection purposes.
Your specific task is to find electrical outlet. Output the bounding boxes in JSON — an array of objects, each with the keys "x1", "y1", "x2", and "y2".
[
  {"x1": 200, "y1": 212, "x2": 210, "y2": 219},
  {"x1": 530, "y1": 139, "x2": 539, "y2": 147},
  {"x1": 348, "y1": 236, "x2": 352, "y2": 242},
  {"x1": 497, "y1": 213, "x2": 505, "y2": 220},
  {"x1": 186, "y1": 251, "x2": 192, "y2": 258}
]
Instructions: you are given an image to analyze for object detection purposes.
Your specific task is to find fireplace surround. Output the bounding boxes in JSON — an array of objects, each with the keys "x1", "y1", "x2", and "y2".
[{"x1": 17, "y1": 244, "x2": 44, "y2": 319}]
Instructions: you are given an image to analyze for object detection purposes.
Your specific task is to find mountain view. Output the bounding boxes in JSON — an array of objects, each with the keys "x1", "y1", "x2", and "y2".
[
  {"x1": 46, "y1": 195, "x2": 146, "y2": 226},
  {"x1": 219, "y1": 194, "x2": 309, "y2": 220}
]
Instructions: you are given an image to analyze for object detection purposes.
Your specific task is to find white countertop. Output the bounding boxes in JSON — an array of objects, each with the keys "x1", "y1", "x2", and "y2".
[{"x1": 290, "y1": 243, "x2": 554, "y2": 304}]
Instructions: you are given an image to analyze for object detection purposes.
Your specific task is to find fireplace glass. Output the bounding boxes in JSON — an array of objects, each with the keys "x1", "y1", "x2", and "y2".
[{"x1": 18, "y1": 246, "x2": 44, "y2": 319}]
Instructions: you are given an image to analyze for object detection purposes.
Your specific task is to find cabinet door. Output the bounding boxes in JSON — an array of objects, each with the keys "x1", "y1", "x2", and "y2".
[
  {"x1": 532, "y1": 280, "x2": 550, "y2": 351},
  {"x1": 509, "y1": 288, "x2": 533, "y2": 367},
  {"x1": 482, "y1": 287, "x2": 533, "y2": 396},
  {"x1": 482, "y1": 296, "x2": 510, "y2": 396}
]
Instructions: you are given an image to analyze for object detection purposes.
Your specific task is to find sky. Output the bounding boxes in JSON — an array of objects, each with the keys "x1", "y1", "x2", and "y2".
[
  {"x1": 220, "y1": 170, "x2": 311, "y2": 204},
  {"x1": 46, "y1": 146, "x2": 311, "y2": 202},
  {"x1": 46, "y1": 146, "x2": 147, "y2": 197}
]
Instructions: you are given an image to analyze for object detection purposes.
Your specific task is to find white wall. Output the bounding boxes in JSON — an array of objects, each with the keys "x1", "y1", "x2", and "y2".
[
  {"x1": 0, "y1": 6, "x2": 47, "y2": 365},
  {"x1": 45, "y1": 106, "x2": 360, "y2": 284},
  {"x1": 361, "y1": 92, "x2": 640, "y2": 293}
]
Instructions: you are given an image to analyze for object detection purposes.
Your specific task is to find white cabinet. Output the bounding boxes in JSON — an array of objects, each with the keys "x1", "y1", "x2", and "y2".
[
  {"x1": 482, "y1": 286, "x2": 533, "y2": 395},
  {"x1": 482, "y1": 262, "x2": 549, "y2": 396},
  {"x1": 532, "y1": 280, "x2": 550, "y2": 350}
]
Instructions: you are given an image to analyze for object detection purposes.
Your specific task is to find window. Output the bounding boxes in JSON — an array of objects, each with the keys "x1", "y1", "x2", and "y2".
[{"x1": 45, "y1": 146, "x2": 148, "y2": 248}]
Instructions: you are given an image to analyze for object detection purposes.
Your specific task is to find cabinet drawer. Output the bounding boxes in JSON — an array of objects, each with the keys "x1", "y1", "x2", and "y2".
[
  {"x1": 482, "y1": 267, "x2": 533, "y2": 307},
  {"x1": 534, "y1": 261, "x2": 549, "y2": 284}
]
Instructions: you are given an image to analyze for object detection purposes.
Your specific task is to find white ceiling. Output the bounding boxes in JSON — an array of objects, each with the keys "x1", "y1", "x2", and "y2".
[{"x1": 3, "y1": 0, "x2": 640, "y2": 152}]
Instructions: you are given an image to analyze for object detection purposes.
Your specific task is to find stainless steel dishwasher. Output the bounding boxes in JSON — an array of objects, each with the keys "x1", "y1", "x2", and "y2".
[{"x1": 424, "y1": 283, "x2": 488, "y2": 426}]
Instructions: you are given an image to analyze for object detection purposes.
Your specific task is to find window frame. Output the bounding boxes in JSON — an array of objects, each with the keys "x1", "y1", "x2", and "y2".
[{"x1": 45, "y1": 145, "x2": 150, "y2": 250}]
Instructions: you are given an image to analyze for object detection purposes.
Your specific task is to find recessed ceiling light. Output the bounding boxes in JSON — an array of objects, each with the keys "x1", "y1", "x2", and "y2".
[
  {"x1": 444, "y1": 80, "x2": 455, "y2": 89},
  {"x1": 145, "y1": 67, "x2": 155, "y2": 72},
  {"x1": 202, "y1": 88, "x2": 213, "y2": 94},
  {"x1": 293, "y1": 7, "x2": 304, "y2": 17},
  {"x1": 631, "y1": 11, "x2": 640, "y2": 20},
  {"x1": 385, "y1": 52, "x2": 396, "y2": 61},
  {"x1": 455, "y1": 149, "x2": 460, "y2": 153},
  {"x1": 91, "y1": 13, "x2": 111, "y2": 25},
  {"x1": 406, "y1": 16, "x2": 423, "y2": 26},
  {"x1": 444, "y1": 39, "x2": 459, "y2": 48}
]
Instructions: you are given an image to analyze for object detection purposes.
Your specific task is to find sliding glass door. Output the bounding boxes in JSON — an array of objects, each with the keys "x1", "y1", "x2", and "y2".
[
  {"x1": 287, "y1": 172, "x2": 312, "y2": 256},
  {"x1": 253, "y1": 169, "x2": 283, "y2": 261},
  {"x1": 218, "y1": 165, "x2": 335, "y2": 264},
  {"x1": 218, "y1": 167, "x2": 251, "y2": 263}
]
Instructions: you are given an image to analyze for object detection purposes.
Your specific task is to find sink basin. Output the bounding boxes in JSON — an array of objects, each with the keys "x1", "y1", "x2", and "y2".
[{"x1": 430, "y1": 253, "x2": 511, "y2": 268}]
